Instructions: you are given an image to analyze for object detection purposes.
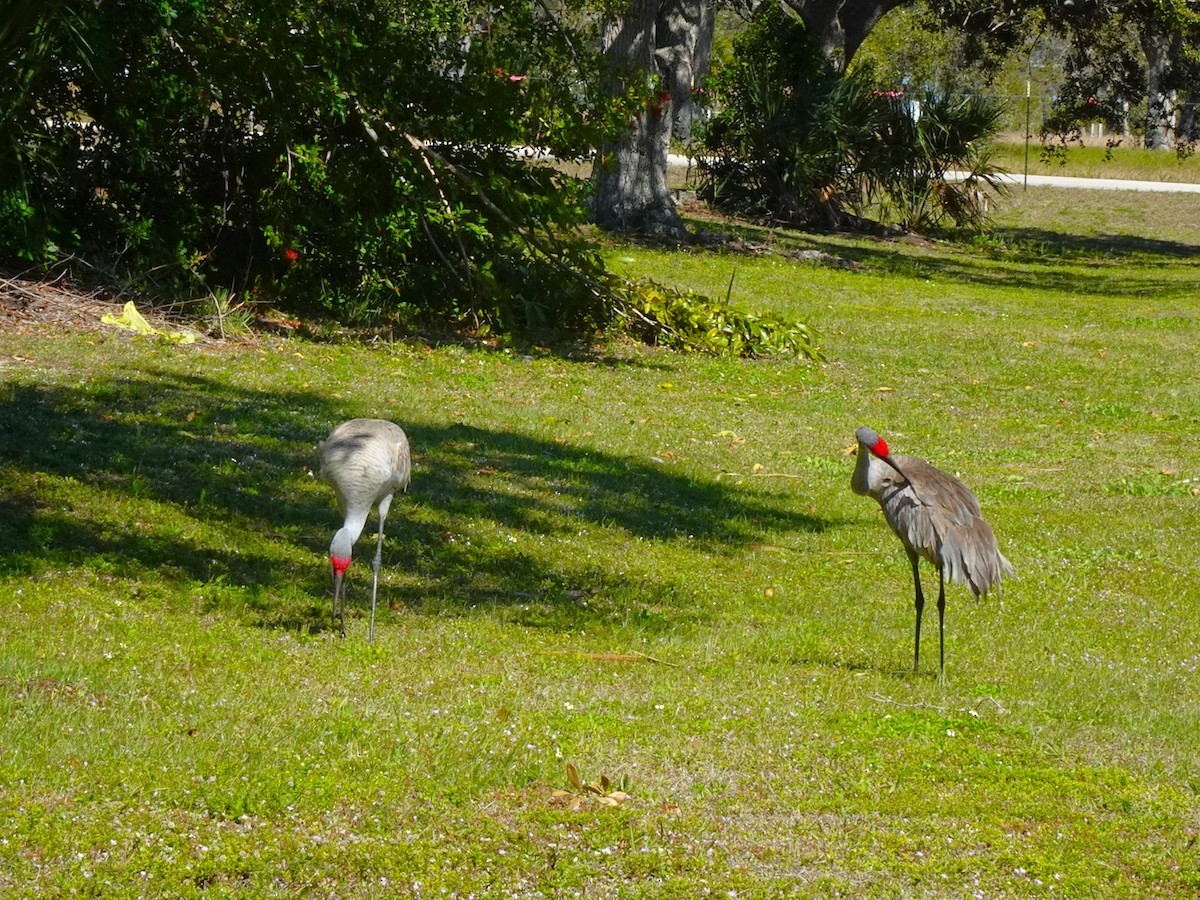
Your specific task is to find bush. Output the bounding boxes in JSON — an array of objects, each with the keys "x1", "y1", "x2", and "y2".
[
  {"x1": 699, "y1": 6, "x2": 1004, "y2": 233},
  {"x1": 616, "y1": 281, "x2": 821, "y2": 360},
  {"x1": 0, "y1": 0, "x2": 617, "y2": 333}
]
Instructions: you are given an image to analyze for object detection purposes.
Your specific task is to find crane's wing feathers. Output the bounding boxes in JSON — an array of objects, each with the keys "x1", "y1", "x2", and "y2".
[
  {"x1": 879, "y1": 454, "x2": 1012, "y2": 598},
  {"x1": 319, "y1": 419, "x2": 411, "y2": 513}
]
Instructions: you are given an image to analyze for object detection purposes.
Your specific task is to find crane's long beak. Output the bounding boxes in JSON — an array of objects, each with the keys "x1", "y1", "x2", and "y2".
[{"x1": 879, "y1": 452, "x2": 911, "y2": 485}]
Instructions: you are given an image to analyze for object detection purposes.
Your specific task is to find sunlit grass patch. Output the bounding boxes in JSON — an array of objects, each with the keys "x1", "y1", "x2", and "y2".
[{"x1": 2, "y1": 186, "x2": 1200, "y2": 894}]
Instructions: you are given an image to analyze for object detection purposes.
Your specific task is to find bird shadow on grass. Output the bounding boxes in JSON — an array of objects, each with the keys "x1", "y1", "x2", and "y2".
[{"x1": 0, "y1": 367, "x2": 834, "y2": 635}]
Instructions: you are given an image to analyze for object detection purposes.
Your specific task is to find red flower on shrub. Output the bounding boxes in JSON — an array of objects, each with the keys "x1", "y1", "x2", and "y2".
[{"x1": 284, "y1": 248, "x2": 300, "y2": 264}]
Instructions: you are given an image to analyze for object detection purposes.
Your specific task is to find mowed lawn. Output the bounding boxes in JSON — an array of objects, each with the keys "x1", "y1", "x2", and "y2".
[{"x1": 1, "y1": 182, "x2": 1198, "y2": 896}]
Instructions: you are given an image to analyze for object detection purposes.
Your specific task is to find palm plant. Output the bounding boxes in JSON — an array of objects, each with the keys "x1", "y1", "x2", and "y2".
[
  {"x1": 700, "y1": 6, "x2": 1005, "y2": 233},
  {"x1": 858, "y1": 89, "x2": 1006, "y2": 230}
]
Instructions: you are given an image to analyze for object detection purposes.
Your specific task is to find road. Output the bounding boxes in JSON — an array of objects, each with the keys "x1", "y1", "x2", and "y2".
[
  {"x1": 986, "y1": 172, "x2": 1200, "y2": 193},
  {"x1": 663, "y1": 153, "x2": 1200, "y2": 194}
]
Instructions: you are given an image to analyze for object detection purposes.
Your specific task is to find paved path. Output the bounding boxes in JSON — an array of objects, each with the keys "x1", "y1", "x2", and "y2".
[
  {"x1": 987, "y1": 172, "x2": 1200, "y2": 193},
  {"x1": 664, "y1": 153, "x2": 1200, "y2": 194}
]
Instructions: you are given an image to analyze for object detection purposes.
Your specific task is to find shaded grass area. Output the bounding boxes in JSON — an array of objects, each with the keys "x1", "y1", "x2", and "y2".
[{"x1": 2, "y1": 186, "x2": 1200, "y2": 895}]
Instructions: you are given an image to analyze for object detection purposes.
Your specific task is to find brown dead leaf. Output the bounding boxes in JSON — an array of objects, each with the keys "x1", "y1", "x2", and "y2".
[{"x1": 566, "y1": 763, "x2": 582, "y2": 792}]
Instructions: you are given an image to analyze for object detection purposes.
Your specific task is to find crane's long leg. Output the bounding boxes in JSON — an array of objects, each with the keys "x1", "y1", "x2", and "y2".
[
  {"x1": 369, "y1": 494, "x2": 393, "y2": 644},
  {"x1": 909, "y1": 550, "x2": 924, "y2": 675},
  {"x1": 937, "y1": 566, "x2": 946, "y2": 675},
  {"x1": 332, "y1": 570, "x2": 346, "y2": 637}
]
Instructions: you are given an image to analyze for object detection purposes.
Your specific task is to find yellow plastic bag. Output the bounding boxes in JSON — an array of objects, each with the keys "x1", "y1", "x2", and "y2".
[{"x1": 101, "y1": 301, "x2": 198, "y2": 344}]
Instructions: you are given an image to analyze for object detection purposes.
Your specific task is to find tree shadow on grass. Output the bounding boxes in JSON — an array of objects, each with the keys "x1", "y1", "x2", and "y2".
[
  {"x1": 782, "y1": 234, "x2": 1196, "y2": 306},
  {"x1": 689, "y1": 215, "x2": 1199, "y2": 301},
  {"x1": 987, "y1": 225, "x2": 1200, "y2": 259},
  {"x1": 0, "y1": 368, "x2": 832, "y2": 634}
]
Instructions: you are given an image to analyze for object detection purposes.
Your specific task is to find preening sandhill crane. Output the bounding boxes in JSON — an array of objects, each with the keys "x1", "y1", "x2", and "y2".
[
  {"x1": 319, "y1": 418, "x2": 411, "y2": 642},
  {"x1": 851, "y1": 426, "x2": 1013, "y2": 674}
]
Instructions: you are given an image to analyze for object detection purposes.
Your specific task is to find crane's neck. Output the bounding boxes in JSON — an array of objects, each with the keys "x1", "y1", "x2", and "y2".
[
  {"x1": 853, "y1": 445, "x2": 909, "y2": 499},
  {"x1": 851, "y1": 444, "x2": 876, "y2": 497},
  {"x1": 330, "y1": 512, "x2": 368, "y2": 563}
]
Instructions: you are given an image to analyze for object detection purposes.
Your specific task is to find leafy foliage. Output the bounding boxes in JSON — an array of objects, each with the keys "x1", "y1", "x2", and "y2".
[
  {"x1": 0, "y1": 1, "x2": 821, "y2": 356},
  {"x1": 700, "y1": 5, "x2": 1005, "y2": 232},
  {"x1": 0, "y1": 0, "x2": 622, "y2": 333},
  {"x1": 861, "y1": 89, "x2": 1006, "y2": 230},
  {"x1": 617, "y1": 280, "x2": 821, "y2": 359}
]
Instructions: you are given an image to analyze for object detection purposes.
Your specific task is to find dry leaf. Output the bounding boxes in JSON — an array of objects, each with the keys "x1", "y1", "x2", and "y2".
[{"x1": 566, "y1": 763, "x2": 582, "y2": 791}]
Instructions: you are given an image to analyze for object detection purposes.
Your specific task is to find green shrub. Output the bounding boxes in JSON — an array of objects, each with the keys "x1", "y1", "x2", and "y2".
[
  {"x1": 0, "y1": 0, "x2": 618, "y2": 333},
  {"x1": 700, "y1": 6, "x2": 1004, "y2": 232},
  {"x1": 616, "y1": 280, "x2": 821, "y2": 359}
]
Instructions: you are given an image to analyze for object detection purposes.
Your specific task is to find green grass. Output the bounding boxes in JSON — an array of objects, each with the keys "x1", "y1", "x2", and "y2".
[
  {"x1": 2, "y1": 186, "x2": 1200, "y2": 896},
  {"x1": 989, "y1": 139, "x2": 1200, "y2": 184}
]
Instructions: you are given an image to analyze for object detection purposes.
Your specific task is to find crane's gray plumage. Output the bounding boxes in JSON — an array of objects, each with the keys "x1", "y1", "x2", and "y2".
[
  {"x1": 319, "y1": 418, "x2": 411, "y2": 642},
  {"x1": 851, "y1": 426, "x2": 1013, "y2": 673}
]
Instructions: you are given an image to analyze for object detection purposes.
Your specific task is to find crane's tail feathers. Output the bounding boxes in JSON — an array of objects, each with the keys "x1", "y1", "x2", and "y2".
[{"x1": 940, "y1": 520, "x2": 1014, "y2": 601}]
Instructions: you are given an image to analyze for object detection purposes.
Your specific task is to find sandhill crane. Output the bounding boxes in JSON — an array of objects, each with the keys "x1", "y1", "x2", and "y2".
[
  {"x1": 851, "y1": 426, "x2": 1013, "y2": 674},
  {"x1": 319, "y1": 418, "x2": 411, "y2": 642}
]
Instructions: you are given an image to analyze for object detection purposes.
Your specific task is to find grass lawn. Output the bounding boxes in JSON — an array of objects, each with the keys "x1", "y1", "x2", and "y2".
[
  {"x1": 2, "y1": 181, "x2": 1199, "y2": 896},
  {"x1": 989, "y1": 140, "x2": 1200, "y2": 185}
]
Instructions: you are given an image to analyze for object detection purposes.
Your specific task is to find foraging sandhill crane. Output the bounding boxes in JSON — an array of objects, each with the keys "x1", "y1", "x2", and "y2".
[
  {"x1": 851, "y1": 426, "x2": 1013, "y2": 674},
  {"x1": 319, "y1": 418, "x2": 411, "y2": 642}
]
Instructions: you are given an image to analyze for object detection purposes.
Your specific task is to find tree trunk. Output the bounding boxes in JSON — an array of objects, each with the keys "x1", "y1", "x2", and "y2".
[
  {"x1": 591, "y1": 0, "x2": 709, "y2": 239},
  {"x1": 659, "y1": 0, "x2": 713, "y2": 147},
  {"x1": 1140, "y1": 25, "x2": 1177, "y2": 150},
  {"x1": 1179, "y1": 100, "x2": 1197, "y2": 144},
  {"x1": 781, "y1": 0, "x2": 909, "y2": 72}
]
